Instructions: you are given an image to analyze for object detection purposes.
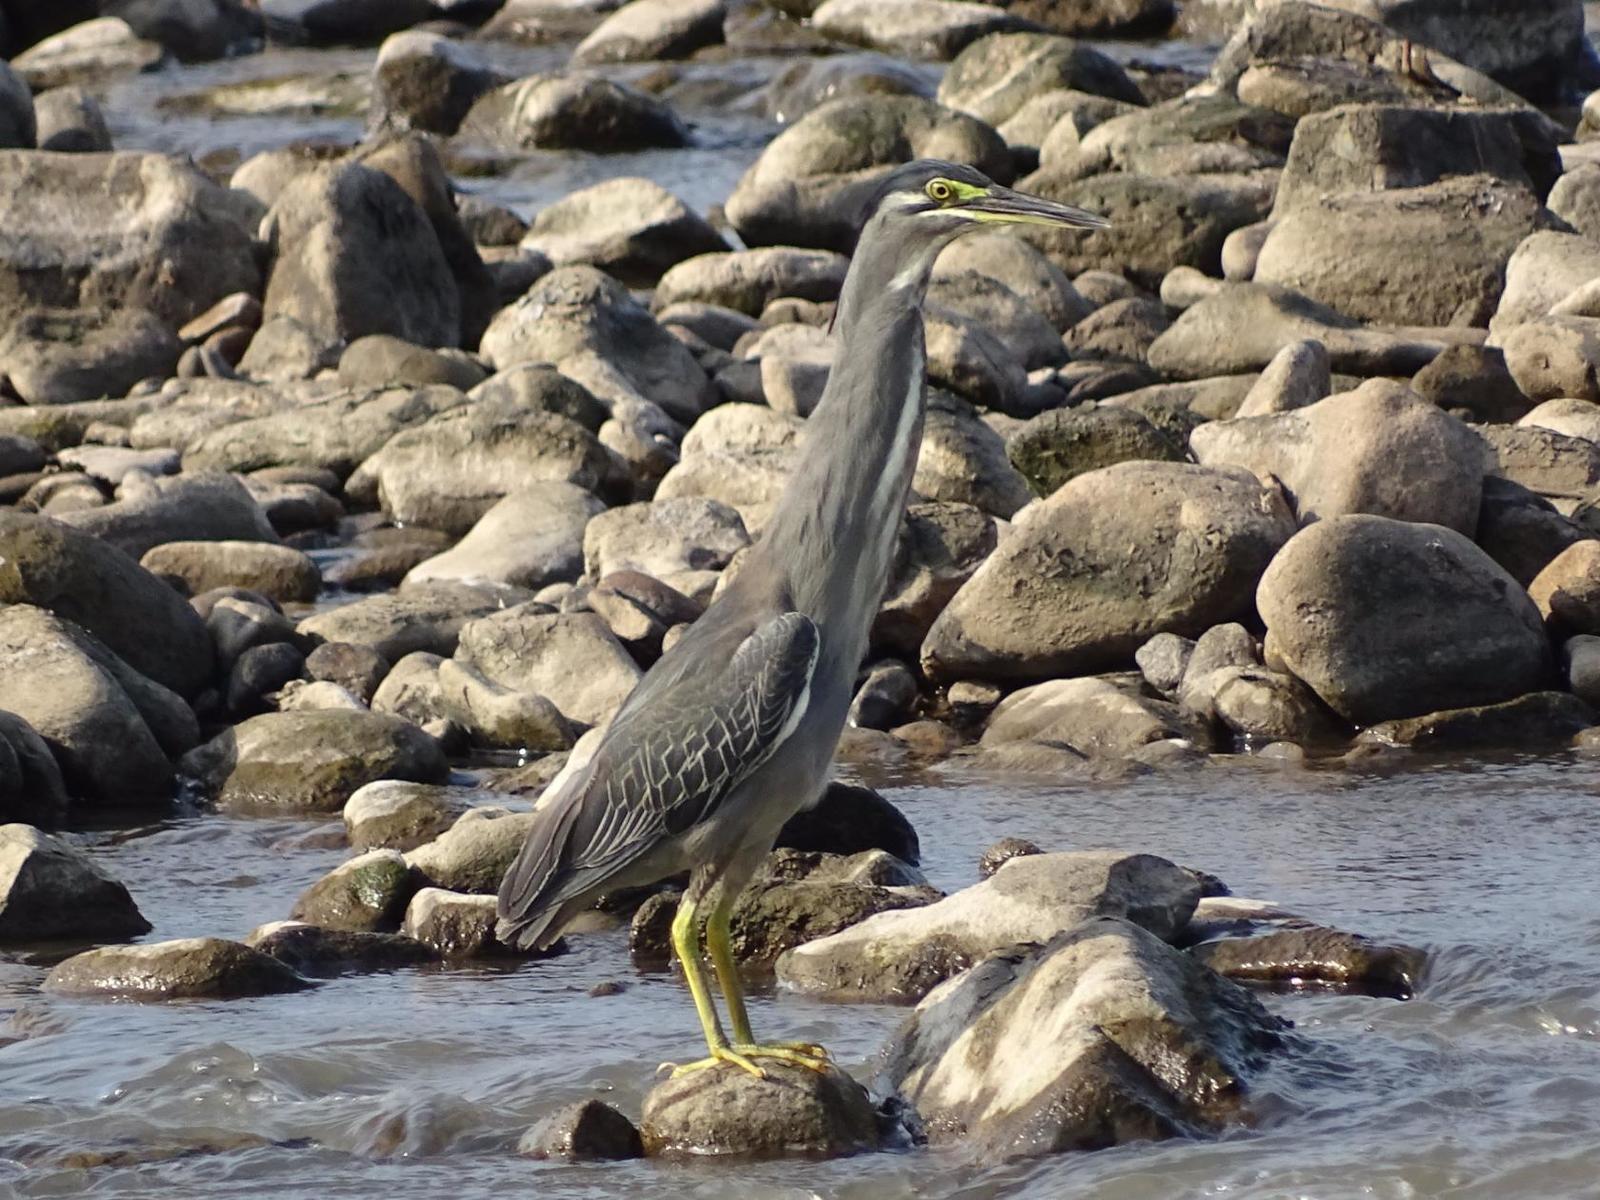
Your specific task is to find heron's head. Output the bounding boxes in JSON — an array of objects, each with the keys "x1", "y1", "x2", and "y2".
[{"x1": 862, "y1": 159, "x2": 1110, "y2": 245}]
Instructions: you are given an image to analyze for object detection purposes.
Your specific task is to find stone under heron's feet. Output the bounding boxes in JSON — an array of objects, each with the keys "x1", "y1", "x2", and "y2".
[{"x1": 659, "y1": 1041, "x2": 834, "y2": 1080}]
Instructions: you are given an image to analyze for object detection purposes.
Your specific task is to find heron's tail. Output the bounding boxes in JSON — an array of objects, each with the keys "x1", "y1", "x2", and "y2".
[{"x1": 495, "y1": 772, "x2": 587, "y2": 951}]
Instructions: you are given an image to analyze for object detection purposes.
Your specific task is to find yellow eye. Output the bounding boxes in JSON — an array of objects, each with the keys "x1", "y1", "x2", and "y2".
[{"x1": 927, "y1": 179, "x2": 954, "y2": 203}]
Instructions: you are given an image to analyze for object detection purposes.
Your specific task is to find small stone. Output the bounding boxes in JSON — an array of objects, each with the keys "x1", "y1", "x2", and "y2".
[
  {"x1": 641, "y1": 1061, "x2": 881, "y2": 1159},
  {"x1": 306, "y1": 642, "x2": 390, "y2": 704},
  {"x1": 401, "y1": 887, "x2": 514, "y2": 958},
  {"x1": 519, "y1": 1100, "x2": 643, "y2": 1162}
]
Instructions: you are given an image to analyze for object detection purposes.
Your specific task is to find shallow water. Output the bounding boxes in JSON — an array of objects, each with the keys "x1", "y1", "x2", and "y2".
[{"x1": 4, "y1": 754, "x2": 1600, "y2": 1198}]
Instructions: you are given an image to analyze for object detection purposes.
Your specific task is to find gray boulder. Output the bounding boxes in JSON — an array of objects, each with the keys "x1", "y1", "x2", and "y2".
[
  {"x1": 915, "y1": 397, "x2": 1034, "y2": 517},
  {"x1": 401, "y1": 887, "x2": 515, "y2": 958},
  {"x1": 521, "y1": 177, "x2": 727, "y2": 287},
  {"x1": 653, "y1": 247, "x2": 848, "y2": 316},
  {"x1": 0, "y1": 305, "x2": 181, "y2": 406},
  {"x1": 1496, "y1": 316, "x2": 1600, "y2": 404},
  {"x1": 1257, "y1": 514, "x2": 1552, "y2": 724},
  {"x1": 932, "y1": 231, "x2": 1090, "y2": 331},
  {"x1": 290, "y1": 848, "x2": 417, "y2": 932},
  {"x1": 54, "y1": 471, "x2": 279, "y2": 560},
  {"x1": 299, "y1": 584, "x2": 508, "y2": 662},
  {"x1": 455, "y1": 607, "x2": 641, "y2": 727},
  {"x1": 923, "y1": 462, "x2": 1295, "y2": 683},
  {"x1": 0, "y1": 823, "x2": 151, "y2": 943},
  {"x1": 0, "y1": 714, "x2": 72, "y2": 828},
  {"x1": 371, "y1": 30, "x2": 501, "y2": 135},
  {"x1": 979, "y1": 675, "x2": 1204, "y2": 760},
  {"x1": 141, "y1": 541, "x2": 320, "y2": 603},
  {"x1": 573, "y1": 0, "x2": 726, "y2": 63},
  {"x1": 1006, "y1": 405, "x2": 1182, "y2": 496},
  {"x1": 462, "y1": 74, "x2": 688, "y2": 151},
  {"x1": 935, "y1": 30, "x2": 1143, "y2": 127},
  {"x1": 810, "y1": 0, "x2": 1037, "y2": 61},
  {"x1": 343, "y1": 780, "x2": 474, "y2": 852},
  {"x1": 582, "y1": 496, "x2": 749, "y2": 595},
  {"x1": 406, "y1": 807, "x2": 537, "y2": 895},
  {"x1": 0, "y1": 61, "x2": 36, "y2": 148},
  {"x1": 11, "y1": 18, "x2": 165, "y2": 91},
  {"x1": 875, "y1": 500, "x2": 998, "y2": 659},
  {"x1": 641, "y1": 1061, "x2": 881, "y2": 1159}
]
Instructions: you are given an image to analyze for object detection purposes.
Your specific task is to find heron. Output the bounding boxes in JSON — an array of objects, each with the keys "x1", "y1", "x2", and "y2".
[{"x1": 496, "y1": 159, "x2": 1107, "y2": 1079}]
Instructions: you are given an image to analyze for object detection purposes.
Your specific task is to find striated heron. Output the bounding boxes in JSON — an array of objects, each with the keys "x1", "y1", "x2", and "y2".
[{"x1": 497, "y1": 159, "x2": 1107, "y2": 1078}]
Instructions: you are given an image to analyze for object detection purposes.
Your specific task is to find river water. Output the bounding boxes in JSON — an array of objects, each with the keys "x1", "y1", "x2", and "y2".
[{"x1": 3, "y1": 753, "x2": 1600, "y2": 1198}]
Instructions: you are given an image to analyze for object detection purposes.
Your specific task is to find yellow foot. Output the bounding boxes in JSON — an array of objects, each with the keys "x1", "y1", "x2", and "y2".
[{"x1": 659, "y1": 1042, "x2": 835, "y2": 1080}]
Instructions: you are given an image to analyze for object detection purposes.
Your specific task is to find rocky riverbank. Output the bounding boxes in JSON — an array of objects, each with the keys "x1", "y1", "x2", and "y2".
[{"x1": 0, "y1": 0, "x2": 1594, "y2": 1173}]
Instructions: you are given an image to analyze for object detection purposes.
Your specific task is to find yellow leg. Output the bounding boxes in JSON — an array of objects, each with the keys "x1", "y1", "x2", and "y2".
[{"x1": 706, "y1": 893, "x2": 832, "y2": 1074}]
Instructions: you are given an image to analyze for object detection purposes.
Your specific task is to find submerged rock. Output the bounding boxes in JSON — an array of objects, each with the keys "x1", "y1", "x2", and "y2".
[
  {"x1": 43, "y1": 937, "x2": 312, "y2": 1000},
  {"x1": 0, "y1": 824, "x2": 150, "y2": 944},
  {"x1": 1191, "y1": 924, "x2": 1428, "y2": 999},
  {"x1": 520, "y1": 1099, "x2": 643, "y2": 1161},
  {"x1": 1358, "y1": 692, "x2": 1595, "y2": 751},
  {"x1": 247, "y1": 921, "x2": 437, "y2": 976}
]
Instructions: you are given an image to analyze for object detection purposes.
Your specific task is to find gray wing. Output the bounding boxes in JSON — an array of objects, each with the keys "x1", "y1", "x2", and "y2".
[{"x1": 495, "y1": 610, "x2": 819, "y2": 949}]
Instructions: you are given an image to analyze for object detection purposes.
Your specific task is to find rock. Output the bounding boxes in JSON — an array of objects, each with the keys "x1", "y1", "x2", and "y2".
[
  {"x1": 290, "y1": 848, "x2": 417, "y2": 932},
  {"x1": 469, "y1": 364, "x2": 608, "y2": 432},
  {"x1": 583, "y1": 496, "x2": 749, "y2": 595},
  {"x1": 1548, "y1": 163, "x2": 1600, "y2": 241},
  {"x1": 640, "y1": 1061, "x2": 881, "y2": 1158},
  {"x1": 141, "y1": 541, "x2": 319, "y2": 605},
  {"x1": 935, "y1": 31, "x2": 1143, "y2": 127},
  {"x1": 1475, "y1": 476, "x2": 1594, "y2": 586},
  {"x1": 53, "y1": 471, "x2": 278, "y2": 560},
  {"x1": 1565, "y1": 635, "x2": 1600, "y2": 706},
  {"x1": 337, "y1": 336, "x2": 485, "y2": 391},
  {"x1": 262, "y1": 161, "x2": 460, "y2": 348},
  {"x1": 1520, "y1": 398, "x2": 1600, "y2": 445},
  {"x1": 1492, "y1": 231, "x2": 1600, "y2": 334},
  {"x1": 0, "y1": 714, "x2": 72, "y2": 828},
  {"x1": 1190, "y1": 379, "x2": 1484, "y2": 533},
  {"x1": 587, "y1": 571, "x2": 700, "y2": 659},
  {"x1": 0, "y1": 61, "x2": 35, "y2": 148},
  {"x1": 656, "y1": 248, "x2": 848, "y2": 317},
  {"x1": 726, "y1": 96, "x2": 1011, "y2": 252},
  {"x1": 1149, "y1": 281, "x2": 1480, "y2": 380},
  {"x1": 371, "y1": 30, "x2": 499, "y2": 135},
  {"x1": 880, "y1": 916, "x2": 1284, "y2": 1154},
  {"x1": 933, "y1": 232, "x2": 1090, "y2": 332},
  {"x1": 462, "y1": 74, "x2": 688, "y2": 151},
  {"x1": 403, "y1": 887, "x2": 519, "y2": 957},
  {"x1": 1235, "y1": 338, "x2": 1329, "y2": 417},
  {"x1": 0, "y1": 510, "x2": 213, "y2": 697},
  {"x1": 104, "y1": 0, "x2": 262, "y2": 61},
  {"x1": 43, "y1": 937, "x2": 311, "y2": 1000},
  {"x1": 1005, "y1": 406, "x2": 1181, "y2": 496},
  {"x1": 34, "y1": 86, "x2": 111, "y2": 152},
  {"x1": 282, "y1": 0, "x2": 437, "y2": 44},
  {"x1": 777, "y1": 850, "x2": 1201, "y2": 1001},
  {"x1": 522, "y1": 177, "x2": 727, "y2": 288},
  {"x1": 481, "y1": 266, "x2": 714, "y2": 425},
  {"x1": 0, "y1": 606, "x2": 188, "y2": 805},
  {"x1": 358, "y1": 403, "x2": 613, "y2": 536},
  {"x1": 1209, "y1": 665, "x2": 1344, "y2": 745},
  {"x1": 1135, "y1": 631, "x2": 1193, "y2": 696},
  {"x1": 305, "y1": 641, "x2": 388, "y2": 703},
  {"x1": 298, "y1": 585, "x2": 505, "y2": 661},
  {"x1": 1063, "y1": 92, "x2": 1291, "y2": 177},
  {"x1": 456, "y1": 607, "x2": 641, "y2": 727},
  {"x1": 810, "y1": 0, "x2": 1037, "y2": 61},
  {"x1": 0, "y1": 305, "x2": 181, "y2": 407},
  {"x1": 0, "y1": 824, "x2": 150, "y2": 943},
  {"x1": 11, "y1": 18, "x2": 165, "y2": 92},
  {"x1": 980, "y1": 675, "x2": 1203, "y2": 760},
  {"x1": 1018, "y1": 169, "x2": 1275, "y2": 289},
  {"x1": 923, "y1": 462, "x2": 1295, "y2": 683},
  {"x1": 1191, "y1": 925, "x2": 1426, "y2": 1000},
  {"x1": 181, "y1": 710, "x2": 450, "y2": 814},
  {"x1": 1410, "y1": 344, "x2": 1533, "y2": 424},
  {"x1": 0, "y1": 150, "x2": 258, "y2": 328},
  {"x1": 404, "y1": 484, "x2": 602, "y2": 591},
  {"x1": 344, "y1": 780, "x2": 473, "y2": 852},
  {"x1": 1497, "y1": 316, "x2": 1600, "y2": 404},
  {"x1": 520, "y1": 1100, "x2": 643, "y2": 1162},
  {"x1": 235, "y1": 314, "x2": 343, "y2": 381},
  {"x1": 406, "y1": 807, "x2": 536, "y2": 894},
  {"x1": 1529, "y1": 541, "x2": 1600, "y2": 634},
  {"x1": 776, "y1": 781, "x2": 921, "y2": 864},
  {"x1": 1476, "y1": 424, "x2": 1600, "y2": 504},
  {"x1": 924, "y1": 306, "x2": 1027, "y2": 409},
  {"x1": 436, "y1": 659, "x2": 576, "y2": 751},
  {"x1": 914, "y1": 397, "x2": 1033, "y2": 518},
  {"x1": 245, "y1": 921, "x2": 436, "y2": 975},
  {"x1": 573, "y1": 0, "x2": 725, "y2": 63},
  {"x1": 1256, "y1": 514, "x2": 1551, "y2": 725},
  {"x1": 1359, "y1": 691, "x2": 1594, "y2": 751},
  {"x1": 371, "y1": 651, "x2": 448, "y2": 725},
  {"x1": 56, "y1": 445, "x2": 177, "y2": 486},
  {"x1": 760, "y1": 51, "x2": 938, "y2": 123},
  {"x1": 874, "y1": 500, "x2": 998, "y2": 659},
  {"x1": 1061, "y1": 296, "x2": 1170, "y2": 363},
  {"x1": 226, "y1": 641, "x2": 306, "y2": 713},
  {"x1": 850, "y1": 660, "x2": 920, "y2": 731}
]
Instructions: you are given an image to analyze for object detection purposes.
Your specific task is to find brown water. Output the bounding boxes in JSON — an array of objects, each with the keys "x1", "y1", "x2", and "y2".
[{"x1": 4, "y1": 753, "x2": 1600, "y2": 1198}]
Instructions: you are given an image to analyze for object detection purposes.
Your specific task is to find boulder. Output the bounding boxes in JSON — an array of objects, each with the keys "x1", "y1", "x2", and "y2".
[
  {"x1": 776, "y1": 781, "x2": 921, "y2": 864},
  {"x1": 874, "y1": 500, "x2": 998, "y2": 659},
  {"x1": 1189, "y1": 379, "x2": 1484, "y2": 533},
  {"x1": 520, "y1": 1100, "x2": 643, "y2": 1162},
  {"x1": 653, "y1": 247, "x2": 848, "y2": 317},
  {"x1": 1005, "y1": 405, "x2": 1182, "y2": 495},
  {"x1": 1476, "y1": 424, "x2": 1600, "y2": 504},
  {"x1": 1528, "y1": 541, "x2": 1600, "y2": 634},
  {"x1": 582, "y1": 496, "x2": 749, "y2": 594},
  {"x1": 1066, "y1": 92, "x2": 1292, "y2": 177},
  {"x1": 521, "y1": 177, "x2": 727, "y2": 287},
  {"x1": 1061, "y1": 295, "x2": 1170, "y2": 363},
  {"x1": 1565, "y1": 635, "x2": 1600, "y2": 707},
  {"x1": 0, "y1": 510, "x2": 213, "y2": 697},
  {"x1": 1190, "y1": 923, "x2": 1427, "y2": 1000},
  {"x1": 924, "y1": 306, "x2": 1027, "y2": 410},
  {"x1": 1358, "y1": 691, "x2": 1594, "y2": 751},
  {"x1": 262, "y1": 161, "x2": 460, "y2": 349},
  {"x1": 1492, "y1": 231, "x2": 1600, "y2": 334},
  {"x1": 1497, "y1": 316, "x2": 1600, "y2": 404},
  {"x1": 285, "y1": 0, "x2": 436, "y2": 44},
  {"x1": 401, "y1": 887, "x2": 514, "y2": 957},
  {"x1": 935, "y1": 31, "x2": 1143, "y2": 127},
  {"x1": 103, "y1": 0, "x2": 262, "y2": 61},
  {"x1": 1548, "y1": 163, "x2": 1600, "y2": 241},
  {"x1": 931, "y1": 231, "x2": 1091, "y2": 332},
  {"x1": 54, "y1": 471, "x2": 279, "y2": 560},
  {"x1": 914, "y1": 397, "x2": 1034, "y2": 518},
  {"x1": 290, "y1": 848, "x2": 417, "y2": 932},
  {"x1": 371, "y1": 30, "x2": 500, "y2": 135},
  {"x1": 0, "y1": 149, "x2": 258, "y2": 327},
  {"x1": 1234, "y1": 338, "x2": 1330, "y2": 417},
  {"x1": 573, "y1": 0, "x2": 726, "y2": 63},
  {"x1": 140, "y1": 540, "x2": 321, "y2": 604},
  {"x1": 181, "y1": 710, "x2": 450, "y2": 814},
  {"x1": 455, "y1": 607, "x2": 642, "y2": 727},
  {"x1": 776, "y1": 850, "x2": 1201, "y2": 1001},
  {"x1": 880, "y1": 916, "x2": 1285, "y2": 1155},
  {"x1": 405, "y1": 484, "x2": 604, "y2": 590},
  {"x1": 337, "y1": 336, "x2": 486, "y2": 392},
  {"x1": 43, "y1": 937, "x2": 311, "y2": 999},
  {"x1": 1475, "y1": 476, "x2": 1594, "y2": 586},
  {"x1": 725, "y1": 96, "x2": 1011, "y2": 252},
  {"x1": 406, "y1": 807, "x2": 536, "y2": 894},
  {"x1": 437, "y1": 659, "x2": 577, "y2": 751},
  {"x1": 923, "y1": 462, "x2": 1296, "y2": 683},
  {"x1": 0, "y1": 304, "x2": 182, "y2": 406},
  {"x1": 641, "y1": 1061, "x2": 881, "y2": 1159},
  {"x1": 246, "y1": 921, "x2": 436, "y2": 975},
  {"x1": 0, "y1": 714, "x2": 72, "y2": 828},
  {"x1": 979, "y1": 676, "x2": 1203, "y2": 760},
  {"x1": 298, "y1": 585, "x2": 507, "y2": 662},
  {"x1": 1256, "y1": 514, "x2": 1551, "y2": 724},
  {"x1": 469, "y1": 364, "x2": 608, "y2": 431},
  {"x1": 462, "y1": 74, "x2": 688, "y2": 151},
  {"x1": 0, "y1": 823, "x2": 150, "y2": 943},
  {"x1": 343, "y1": 780, "x2": 474, "y2": 852},
  {"x1": 481, "y1": 265, "x2": 714, "y2": 424},
  {"x1": 10, "y1": 18, "x2": 165, "y2": 91},
  {"x1": 0, "y1": 61, "x2": 35, "y2": 148}
]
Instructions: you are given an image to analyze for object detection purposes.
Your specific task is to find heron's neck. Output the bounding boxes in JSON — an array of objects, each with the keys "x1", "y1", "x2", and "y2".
[{"x1": 756, "y1": 228, "x2": 948, "y2": 669}]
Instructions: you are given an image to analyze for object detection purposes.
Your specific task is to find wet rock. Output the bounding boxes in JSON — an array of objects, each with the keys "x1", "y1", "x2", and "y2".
[
  {"x1": 726, "y1": 96, "x2": 1011, "y2": 252},
  {"x1": 1410, "y1": 344, "x2": 1532, "y2": 425},
  {"x1": 810, "y1": 0, "x2": 1035, "y2": 61},
  {"x1": 371, "y1": 30, "x2": 499, "y2": 135},
  {"x1": 520, "y1": 1100, "x2": 643, "y2": 1162},
  {"x1": 979, "y1": 676, "x2": 1203, "y2": 760},
  {"x1": 0, "y1": 824, "x2": 150, "y2": 943},
  {"x1": 33, "y1": 85, "x2": 111, "y2": 152},
  {"x1": 1257, "y1": 514, "x2": 1551, "y2": 725},
  {"x1": 1148, "y1": 281, "x2": 1479, "y2": 380},
  {"x1": 978, "y1": 836, "x2": 1041, "y2": 878},
  {"x1": 1191, "y1": 925, "x2": 1426, "y2": 999},
  {"x1": 290, "y1": 848, "x2": 417, "y2": 932},
  {"x1": 924, "y1": 462, "x2": 1295, "y2": 684},
  {"x1": 11, "y1": 18, "x2": 165, "y2": 93},
  {"x1": 777, "y1": 850, "x2": 1201, "y2": 1002},
  {"x1": 181, "y1": 710, "x2": 450, "y2": 814},
  {"x1": 0, "y1": 510, "x2": 213, "y2": 697},
  {"x1": 1191, "y1": 379, "x2": 1484, "y2": 533},
  {"x1": 344, "y1": 780, "x2": 473, "y2": 852},
  {"x1": 936, "y1": 31, "x2": 1142, "y2": 128},
  {"x1": 406, "y1": 807, "x2": 536, "y2": 894},
  {"x1": 874, "y1": 500, "x2": 998, "y2": 659},
  {"x1": 43, "y1": 937, "x2": 311, "y2": 1000},
  {"x1": 776, "y1": 781, "x2": 920, "y2": 865},
  {"x1": 246, "y1": 921, "x2": 436, "y2": 975},
  {"x1": 481, "y1": 265, "x2": 714, "y2": 424},
  {"x1": 140, "y1": 541, "x2": 319, "y2": 604},
  {"x1": 1006, "y1": 406, "x2": 1181, "y2": 496},
  {"x1": 456, "y1": 607, "x2": 642, "y2": 727},
  {"x1": 1208, "y1": 665, "x2": 1344, "y2": 746},
  {"x1": 522, "y1": 177, "x2": 727, "y2": 288},
  {"x1": 299, "y1": 585, "x2": 507, "y2": 662},
  {"x1": 880, "y1": 916, "x2": 1284, "y2": 1155},
  {"x1": 1360, "y1": 691, "x2": 1593, "y2": 751},
  {"x1": 462, "y1": 74, "x2": 688, "y2": 151},
  {"x1": 574, "y1": 0, "x2": 725, "y2": 63},
  {"x1": 400, "y1": 887, "x2": 510, "y2": 957},
  {"x1": 641, "y1": 1060, "x2": 881, "y2": 1159}
]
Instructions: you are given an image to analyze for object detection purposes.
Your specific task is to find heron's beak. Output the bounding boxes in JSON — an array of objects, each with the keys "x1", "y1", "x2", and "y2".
[{"x1": 962, "y1": 186, "x2": 1110, "y2": 230}]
